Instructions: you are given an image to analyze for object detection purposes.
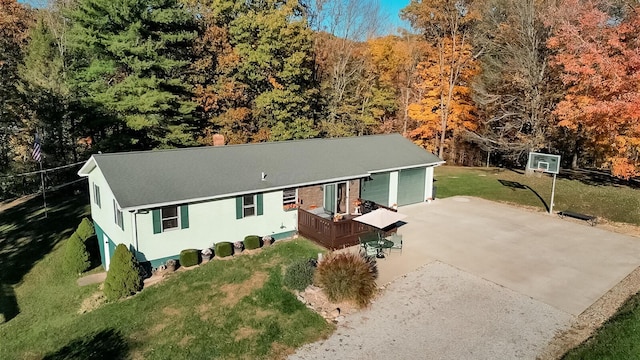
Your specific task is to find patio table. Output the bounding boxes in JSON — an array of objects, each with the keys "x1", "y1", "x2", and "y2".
[{"x1": 366, "y1": 239, "x2": 394, "y2": 259}]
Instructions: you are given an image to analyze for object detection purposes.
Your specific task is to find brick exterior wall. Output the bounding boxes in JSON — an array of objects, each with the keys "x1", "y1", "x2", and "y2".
[{"x1": 297, "y1": 180, "x2": 361, "y2": 214}]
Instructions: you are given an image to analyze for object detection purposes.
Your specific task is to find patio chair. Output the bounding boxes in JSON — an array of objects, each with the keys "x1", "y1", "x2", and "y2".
[
  {"x1": 389, "y1": 233, "x2": 403, "y2": 253},
  {"x1": 363, "y1": 242, "x2": 378, "y2": 257},
  {"x1": 359, "y1": 232, "x2": 379, "y2": 257}
]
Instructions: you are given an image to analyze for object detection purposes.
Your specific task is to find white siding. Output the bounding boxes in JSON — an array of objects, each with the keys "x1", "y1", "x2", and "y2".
[
  {"x1": 88, "y1": 166, "x2": 132, "y2": 248},
  {"x1": 135, "y1": 190, "x2": 297, "y2": 262}
]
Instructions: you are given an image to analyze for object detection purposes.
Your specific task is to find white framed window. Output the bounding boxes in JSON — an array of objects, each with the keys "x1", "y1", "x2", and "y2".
[
  {"x1": 161, "y1": 206, "x2": 180, "y2": 231},
  {"x1": 113, "y1": 199, "x2": 123, "y2": 230},
  {"x1": 93, "y1": 183, "x2": 101, "y2": 208},
  {"x1": 243, "y1": 194, "x2": 256, "y2": 217},
  {"x1": 283, "y1": 188, "x2": 297, "y2": 210}
]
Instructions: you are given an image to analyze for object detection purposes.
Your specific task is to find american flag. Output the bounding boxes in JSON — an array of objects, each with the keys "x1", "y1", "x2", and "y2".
[{"x1": 32, "y1": 133, "x2": 42, "y2": 163}]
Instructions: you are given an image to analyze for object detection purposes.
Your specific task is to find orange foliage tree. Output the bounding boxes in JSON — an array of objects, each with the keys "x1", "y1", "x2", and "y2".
[
  {"x1": 548, "y1": 0, "x2": 640, "y2": 178},
  {"x1": 403, "y1": 0, "x2": 480, "y2": 158},
  {"x1": 407, "y1": 38, "x2": 478, "y2": 155},
  {"x1": 367, "y1": 33, "x2": 428, "y2": 135}
]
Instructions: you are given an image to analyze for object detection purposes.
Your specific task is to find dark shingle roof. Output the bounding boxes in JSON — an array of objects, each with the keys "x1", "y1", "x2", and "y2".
[{"x1": 80, "y1": 134, "x2": 443, "y2": 210}]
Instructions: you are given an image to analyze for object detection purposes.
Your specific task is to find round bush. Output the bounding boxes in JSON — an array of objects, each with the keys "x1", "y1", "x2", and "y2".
[
  {"x1": 76, "y1": 217, "x2": 95, "y2": 241},
  {"x1": 104, "y1": 244, "x2": 142, "y2": 301},
  {"x1": 180, "y1": 249, "x2": 199, "y2": 267},
  {"x1": 314, "y1": 252, "x2": 378, "y2": 308},
  {"x1": 243, "y1": 235, "x2": 260, "y2": 250},
  {"x1": 283, "y1": 259, "x2": 316, "y2": 291},
  {"x1": 63, "y1": 232, "x2": 90, "y2": 275},
  {"x1": 215, "y1": 242, "x2": 233, "y2": 258}
]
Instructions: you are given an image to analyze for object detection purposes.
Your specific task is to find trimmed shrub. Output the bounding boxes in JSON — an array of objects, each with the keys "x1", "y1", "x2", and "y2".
[
  {"x1": 76, "y1": 217, "x2": 95, "y2": 241},
  {"x1": 243, "y1": 235, "x2": 260, "y2": 250},
  {"x1": 104, "y1": 244, "x2": 142, "y2": 301},
  {"x1": 180, "y1": 249, "x2": 199, "y2": 267},
  {"x1": 283, "y1": 259, "x2": 316, "y2": 291},
  {"x1": 63, "y1": 232, "x2": 90, "y2": 275},
  {"x1": 314, "y1": 252, "x2": 378, "y2": 308},
  {"x1": 215, "y1": 242, "x2": 233, "y2": 258}
]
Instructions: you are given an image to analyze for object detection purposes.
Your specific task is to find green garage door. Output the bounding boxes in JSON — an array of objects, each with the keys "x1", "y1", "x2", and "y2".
[
  {"x1": 397, "y1": 167, "x2": 426, "y2": 206},
  {"x1": 360, "y1": 172, "x2": 390, "y2": 206}
]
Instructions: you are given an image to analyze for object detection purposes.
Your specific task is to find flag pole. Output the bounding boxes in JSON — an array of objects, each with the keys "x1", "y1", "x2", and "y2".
[
  {"x1": 33, "y1": 131, "x2": 47, "y2": 218},
  {"x1": 39, "y1": 160, "x2": 48, "y2": 218}
]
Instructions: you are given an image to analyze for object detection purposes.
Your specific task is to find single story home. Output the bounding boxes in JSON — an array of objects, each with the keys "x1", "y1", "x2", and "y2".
[{"x1": 78, "y1": 134, "x2": 444, "y2": 269}]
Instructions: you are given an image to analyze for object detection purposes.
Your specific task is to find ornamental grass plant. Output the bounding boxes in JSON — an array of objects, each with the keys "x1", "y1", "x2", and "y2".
[{"x1": 314, "y1": 252, "x2": 378, "y2": 308}]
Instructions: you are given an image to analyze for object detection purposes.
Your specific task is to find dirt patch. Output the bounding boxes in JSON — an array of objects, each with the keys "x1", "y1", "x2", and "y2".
[
  {"x1": 538, "y1": 265, "x2": 640, "y2": 359},
  {"x1": 78, "y1": 290, "x2": 106, "y2": 314},
  {"x1": 178, "y1": 335, "x2": 194, "y2": 347},
  {"x1": 219, "y1": 271, "x2": 269, "y2": 306},
  {"x1": 0, "y1": 194, "x2": 37, "y2": 213},
  {"x1": 150, "y1": 323, "x2": 168, "y2": 335},
  {"x1": 162, "y1": 306, "x2": 182, "y2": 317},
  {"x1": 234, "y1": 326, "x2": 259, "y2": 341},
  {"x1": 130, "y1": 349, "x2": 146, "y2": 360},
  {"x1": 254, "y1": 308, "x2": 275, "y2": 319},
  {"x1": 270, "y1": 342, "x2": 296, "y2": 359},
  {"x1": 197, "y1": 303, "x2": 211, "y2": 321}
]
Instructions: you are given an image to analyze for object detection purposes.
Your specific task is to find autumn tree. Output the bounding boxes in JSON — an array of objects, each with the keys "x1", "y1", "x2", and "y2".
[
  {"x1": 310, "y1": 0, "x2": 390, "y2": 137},
  {"x1": 403, "y1": 0, "x2": 479, "y2": 159},
  {"x1": 367, "y1": 33, "x2": 428, "y2": 135},
  {"x1": 193, "y1": 0, "x2": 318, "y2": 143},
  {"x1": 470, "y1": 0, "x2": 558, "y2": 161},
  {"x1": 0, "y1": 0, "x2": 33, "y2": 175},
  {"x1": 66, "y1": 0, "x2": 199, "y2": 150},
  {"x1": 548, "y1": 0, "x2": 640, "y2": 178}
]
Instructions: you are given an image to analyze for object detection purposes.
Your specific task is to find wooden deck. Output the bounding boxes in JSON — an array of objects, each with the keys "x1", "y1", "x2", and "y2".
[
  {"x1": 297, "y1": 209, "x2": 373, "y2": 250},
  {"x1": 297, "y1": 201, "x2": 398, "y2": 250}
]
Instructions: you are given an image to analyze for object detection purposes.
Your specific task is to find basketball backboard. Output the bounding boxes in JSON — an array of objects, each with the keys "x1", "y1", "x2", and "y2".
[{"x1": 527, "y1": 152, "x2": 561, "y2": 174}]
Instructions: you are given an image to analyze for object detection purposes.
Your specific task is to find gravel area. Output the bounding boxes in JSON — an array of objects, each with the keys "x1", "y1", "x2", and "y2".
[{"x1": 290, "y1": 262, "x2": 572, "y2": 360}]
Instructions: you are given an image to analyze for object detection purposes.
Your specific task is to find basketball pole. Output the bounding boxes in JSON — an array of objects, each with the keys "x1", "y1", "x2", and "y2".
[{"x1": 549, "y1": 173, "x2": 557, "y2": 214}]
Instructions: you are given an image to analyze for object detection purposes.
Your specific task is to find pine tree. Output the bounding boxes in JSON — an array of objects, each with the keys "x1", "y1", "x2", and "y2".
[
  {"x1": 66, "y1": 0, "x2": 199, "y2": 150},
  {"x1": 63, "y1": 232, "x2": 90, "y2": 275},
  {"x1": 104, "y1": 244, "x2": 142, "y2": 301},
  {"x1": 194, "y1": 0, "x2": 318, "y2": 143}
]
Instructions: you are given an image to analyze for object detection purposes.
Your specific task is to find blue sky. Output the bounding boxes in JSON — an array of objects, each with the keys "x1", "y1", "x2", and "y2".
[
  {"x1": 380, "y1": 0, "x2": 411, "y2": 30},
  {"x1": 18, "y1": 0, "x2": 412, "y2": 31}
]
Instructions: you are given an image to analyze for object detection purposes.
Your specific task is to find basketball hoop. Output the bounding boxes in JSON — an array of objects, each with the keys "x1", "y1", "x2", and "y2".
[{"x1": 534, "y1": 168, "x2": 545, "y2": 178}]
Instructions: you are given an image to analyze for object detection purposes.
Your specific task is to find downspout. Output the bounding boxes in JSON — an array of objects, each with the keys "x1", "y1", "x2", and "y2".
[{"x1": 130, "y1": 210, "x2": 140, "y2": 258}]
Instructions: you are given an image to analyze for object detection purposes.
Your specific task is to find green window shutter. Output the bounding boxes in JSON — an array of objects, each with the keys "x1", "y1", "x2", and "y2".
[
  {"x1": 257, "y1": 193, "x2": 264, "y2": 216},
  {"x1": 180, "y1": 205, "x2": 189, "y2": 229},
  {"x1": 236, "y1": 196, "x2": 243, "y2": 219},
  {"x1": 152, "y1": 209, "x2": 161, "y2": 234}
]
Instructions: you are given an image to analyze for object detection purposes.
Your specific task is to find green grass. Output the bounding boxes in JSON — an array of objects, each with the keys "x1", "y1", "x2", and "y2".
[
  {"x1": 562, "y1": 294, "x2": 640, "y2": 359},
  {"x1": 435, "y1": 166, "x2": 640, "y2": 225},
  {"x1": 0, "y1": 188, "x2": 332, "y2": 359}
]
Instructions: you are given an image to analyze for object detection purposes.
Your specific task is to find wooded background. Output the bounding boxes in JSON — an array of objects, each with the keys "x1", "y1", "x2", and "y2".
[{"x1": 1, "y1": 0, "x2": 639, "y2": 197}]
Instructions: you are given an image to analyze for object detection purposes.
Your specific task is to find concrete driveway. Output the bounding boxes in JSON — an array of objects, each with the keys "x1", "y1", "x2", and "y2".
[
  {"x1": 291, "y1": 197, "x2": 640, "y2": 359},
  {"x1": 382, "y1": 196, "x2": 640, "y2": 315}
]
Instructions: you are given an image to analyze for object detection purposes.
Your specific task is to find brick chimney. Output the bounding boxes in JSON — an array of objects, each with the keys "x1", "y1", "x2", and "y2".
[{"x1": 212, "y1": 134, "x2": 225, "y2": 146}]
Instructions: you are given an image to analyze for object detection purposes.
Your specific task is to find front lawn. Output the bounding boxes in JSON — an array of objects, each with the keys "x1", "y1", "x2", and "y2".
[
  {"x1": 0, "y1": 189, "x2": 333, "y2": 359},
  {"x1": 434, "y1": 166, "x2": 640, "y2": 225}
]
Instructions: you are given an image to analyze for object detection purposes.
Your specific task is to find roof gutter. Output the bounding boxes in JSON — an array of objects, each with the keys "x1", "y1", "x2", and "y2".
[
  {"x1": 77, "y1": 156, "x2": 97, "y2": 176},
  {"x1": 368, "y1": 161, "x2": 446, "y2": 174}
]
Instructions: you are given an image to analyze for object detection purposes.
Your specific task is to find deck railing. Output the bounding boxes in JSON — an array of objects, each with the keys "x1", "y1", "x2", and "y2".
[{"x1": 297, "y1": 208, "x2": 372, "y2": 250}]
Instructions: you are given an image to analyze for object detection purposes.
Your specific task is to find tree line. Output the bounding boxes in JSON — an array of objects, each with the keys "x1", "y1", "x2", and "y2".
[{"x1": 1, "y1": 0, "x2": 639, "y2": 197}]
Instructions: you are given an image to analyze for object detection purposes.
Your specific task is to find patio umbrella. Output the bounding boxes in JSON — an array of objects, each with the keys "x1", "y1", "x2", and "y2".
[{"x1": 353, "y1": 208, "x2": 407, "y2": 230}]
